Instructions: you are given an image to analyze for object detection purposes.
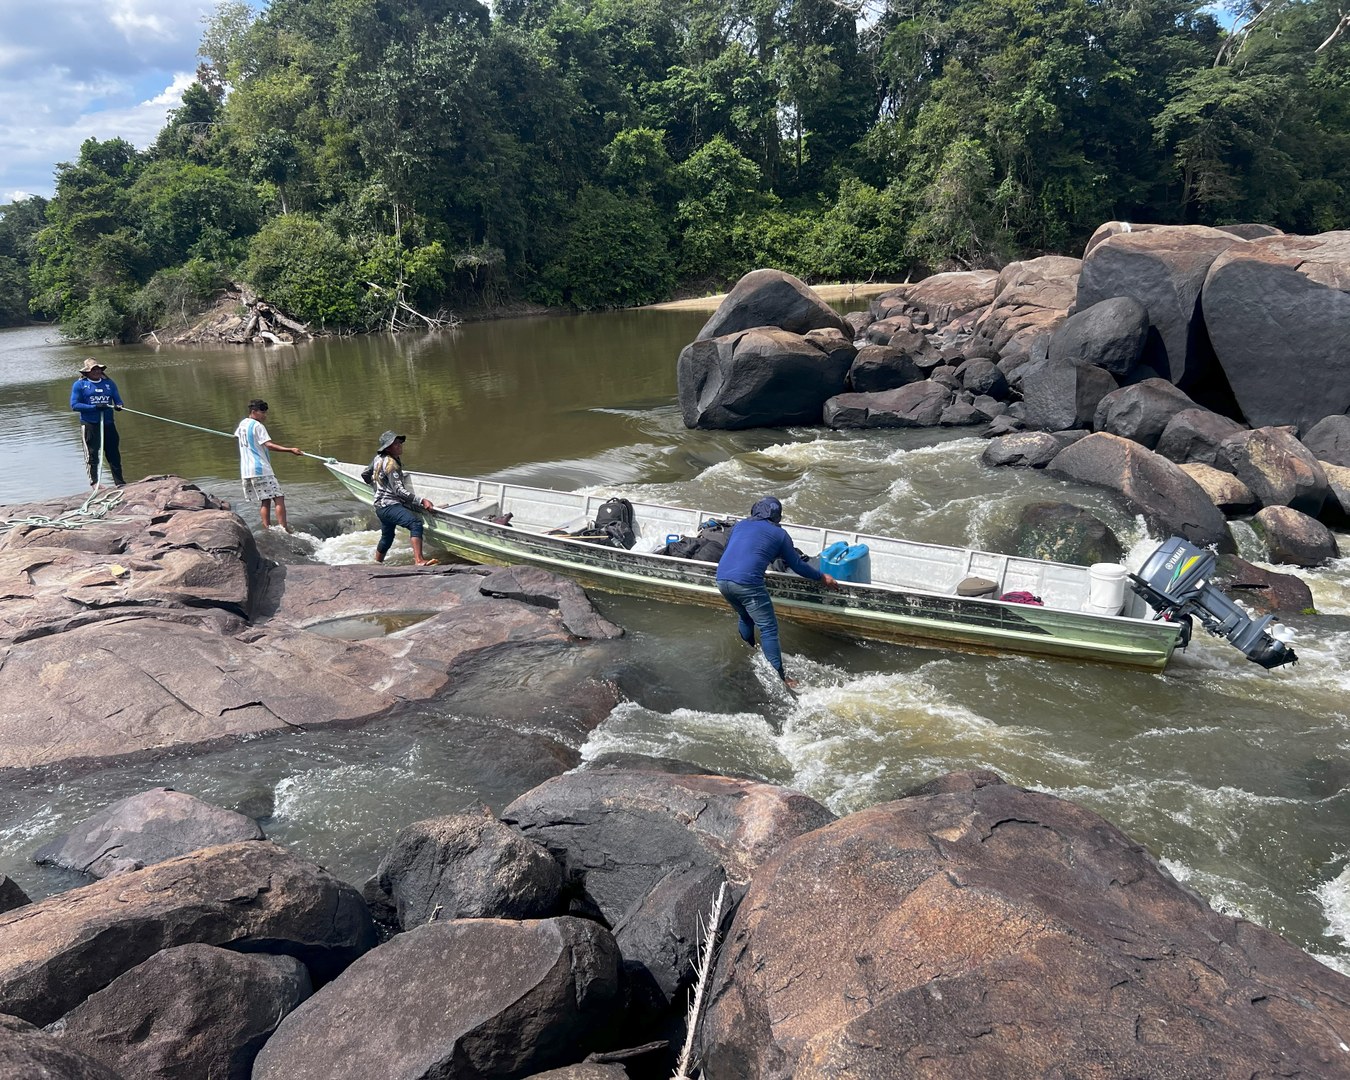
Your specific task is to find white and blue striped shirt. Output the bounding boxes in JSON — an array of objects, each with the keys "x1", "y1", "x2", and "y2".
[{"x1": 234, "y1": 417, "x2": 274, "y2": 478}]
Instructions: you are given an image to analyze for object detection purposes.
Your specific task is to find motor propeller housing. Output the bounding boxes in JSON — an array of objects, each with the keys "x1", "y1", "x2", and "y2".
[{"x1": 1130, "y1": 537, "x2": 1298, "y2": 669}]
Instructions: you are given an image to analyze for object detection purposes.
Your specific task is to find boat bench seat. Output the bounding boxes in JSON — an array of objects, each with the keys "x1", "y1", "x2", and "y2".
[{"x1": 437, "y1": 497, "x2": 501, "y2": 518}]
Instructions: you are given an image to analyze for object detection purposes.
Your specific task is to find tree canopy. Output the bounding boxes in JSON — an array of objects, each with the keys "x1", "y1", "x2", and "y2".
[{"x1": 3, "y1": 0, "x2": 1347, "y2": 337}]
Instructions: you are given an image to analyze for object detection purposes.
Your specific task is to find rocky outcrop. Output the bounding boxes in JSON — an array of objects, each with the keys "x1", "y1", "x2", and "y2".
[
  {"x1": 678, "y1": 327, "x2": 852, "y2": 429},
  {"x1": 252, "y1": 917, "x2": 622, "y2": 1080},
  {"x1": 1302, "y1": 413, "x2": 1350, "y2": 467},
  {"x1": 971, "y1": 256, "x2": 1079, "y2": 357},
  {"x1": 0, "y1": 1014, "x2": 124, "y2": 1080},
  {"x1": 1202, "y1": 232, "x2": 1350, "y2": 431},
  {"x1": 1047, "y1": 433, "x2": 1231, "y2": 549},
  {"x1": 0, "y1": 841, "x2": 373, "y2": 1026},
  {"x1": 823, "y1": 382, "x2": 954, "y2": 429},
  {"x1": 1254, "y1": 506, "x2": 1341, "y2": 567},
  {"x1": 1092, "y1": 378, "x2": 1196, "y2": 449},
  {"x1": 47, "y1": 944, "x2": 310, "y2": 1080},
  {"x1": 696, "y1": 269, "x2": 850, "y2": 341},
  {"x1": 873, "y1": 271, "x2": 1000, "y2": 326},
  {"x1": 698, "y1": 772, "x2": 1350, "y2": 1080},
  {"x1": 363, "y1": 813, "x2": 563, "y2": 931},
  {"x1": 34, "y1": 788, "x2": 265, "y2": 879},
  {"x1": 1155, "y1": 407, "x2": 1247, "y2": 466},
  {"x1": 477, "y1": 564, "x2": 624, "y2": 640},
  {"x1": 1049, "y1": 295, "x2": 1150, "y2": 376},
  {"x1": 1219, "y1": 426, "x2": 1329, "y2": 515},
  {"x1": 1076, "y1": 225, "x2": 1245, "y2": 389}
]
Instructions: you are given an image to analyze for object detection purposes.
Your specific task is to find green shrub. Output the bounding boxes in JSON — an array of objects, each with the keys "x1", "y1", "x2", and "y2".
[{"x1": 244, "y1": 214, "x2": 363, "y2": 328}]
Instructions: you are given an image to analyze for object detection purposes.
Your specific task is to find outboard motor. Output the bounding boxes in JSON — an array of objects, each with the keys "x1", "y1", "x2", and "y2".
[{"x1": 1130, "y1": 537, "x2": 1298, "y2": 669}]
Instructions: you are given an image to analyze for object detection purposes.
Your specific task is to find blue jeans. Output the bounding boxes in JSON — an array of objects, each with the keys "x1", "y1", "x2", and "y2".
[
  {"x1": 718, "y1": 579, "x2": 785, "y2": 678},
  {"x1": 375, "y1": 502, "x2": 424, "y2": 555}
]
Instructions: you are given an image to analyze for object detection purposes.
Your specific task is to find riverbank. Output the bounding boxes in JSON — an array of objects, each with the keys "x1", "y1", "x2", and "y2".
[{"x1": 647, "y1": 281, "x2": 905, "y2": 313}]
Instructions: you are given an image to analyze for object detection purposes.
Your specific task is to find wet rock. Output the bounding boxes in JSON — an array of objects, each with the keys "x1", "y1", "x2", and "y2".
[
  {"x1": 1077, "y1": 224, "x2": 1244, "y2": 388},
  {"x1": 1155, "y1": 407, "x2": 1248, "y2": 466},
  {"x1": 677, "y1": 328, "x2": 852, "y2": 429},
  {"x1": 823, "y1": 382, "x2": 954, "y2": 429},
  {"x1": 695, "y1": 269, "x2": 849, "y2": 341},
  {"x1": 1048, "y1": 295, "x2": 1150, "y2": 377},
  {"x1": 1219, "y1": 427, "x2": 1329, "y2": 515},
  {"x1": 698, "y1": 772, "x2": 1350, "y2": 1080},
  {"x1": 613, "y1": 863, "x2": 728, "y2": 1005},
  {"x1": 0, "y1": 841, "x2": 374, "y2": 1026},
  {"x1": 845, "y1": 344, "x2": 923, "y2": 393},
  {"x1": 982, "y1": 413, "x2": 1025, "y2": 437},
  {"x1": 1048, "y1": 433, "x2": 1231, "y2": 549},
  {"x1": 478, "y1": 564, "x2": 624, "y2": 639},
  {"x1": 1203, "y1": 232, "x2": 1350, "y2": 430},
  {"x1": 1302, "y1": 414, "x2": 1350, "y2": 467},
  {"x1": 954, "y1": 357, "x2": 1008, "y2": 399},
  {"x1": 999, "y1": 502, "x2": 1123, "y2": 565},
  {"x1": 1254, "y1": 506, "x2": 1341, "y2": 567},
  {"x1": 981, "y1": 431, "x2": 1075, "y2": 469},
  {"x1": 1213, "y1": 555, "x2": 1316, "y2": 615},
  {"x1": 1177, "y1": 462, "x2": 1258, "y2": 513},
  {"x1": 365, "y1": 813, "x2": 563, "y2": 930},
  {"x1": 1016, "y1": 358, "x2": 1119, "y2": 431},
  {"x1": 47, "y1": 944, "x2": 310, "y2": 1080},
  {"x1": 0, "y1": 877, "x2": 29, "y2": 914},
  {"x1": 0, "y1": 1014, "x2": 124, "y2": 1080},
  {"x1": 252, "y1": 917, "x2": 621, "y2": 1080},
  {"x1": 34, "y1": 788, "x2": 264, "y2": 879},
  {"x1": 1092, "y1": 378, "x2": 1196, "y2": 449}
]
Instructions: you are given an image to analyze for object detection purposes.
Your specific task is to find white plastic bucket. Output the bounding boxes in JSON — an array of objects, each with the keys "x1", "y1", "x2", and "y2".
[{"x1": 1086, "y1": 563, "x2": 1127, "y2": 616}]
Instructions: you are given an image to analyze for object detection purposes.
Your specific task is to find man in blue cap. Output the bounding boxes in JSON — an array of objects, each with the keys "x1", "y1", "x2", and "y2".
[{"x1": 715, "y1": 497, "x2": 838, "y2": 687}]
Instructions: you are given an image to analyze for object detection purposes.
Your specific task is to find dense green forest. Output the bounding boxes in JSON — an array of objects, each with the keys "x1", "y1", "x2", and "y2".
[{"x1": 3, "y1": 0, "x2": 1348, "y2": 339}]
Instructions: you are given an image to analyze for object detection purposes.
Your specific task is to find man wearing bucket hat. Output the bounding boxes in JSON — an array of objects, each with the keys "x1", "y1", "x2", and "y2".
[
  {"x1": 715, "y1": 496, "x2": 838, "y2": 688},
  {"x1": 69, "y1": 358, "x2": 126, "y2": 488},
  {"x1": 369, "y1": 430, "x2": 439, "y2": 566}
]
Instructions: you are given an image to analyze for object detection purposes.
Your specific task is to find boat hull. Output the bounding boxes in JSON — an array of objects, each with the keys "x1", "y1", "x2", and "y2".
[{"x1": 328, "y1": 465, "x2": 1180, "y2": 671}]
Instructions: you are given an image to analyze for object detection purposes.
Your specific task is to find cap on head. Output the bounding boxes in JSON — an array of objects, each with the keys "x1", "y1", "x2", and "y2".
[
  {"x1": 377, "y1": 430, "x2": 406, "y2": 453},
  {"x1": 79, "y1": 358, "x2": 106, "y2": 374},
  {"x1": 750, "y1": 497, "x2": 783, "y2": 522}
]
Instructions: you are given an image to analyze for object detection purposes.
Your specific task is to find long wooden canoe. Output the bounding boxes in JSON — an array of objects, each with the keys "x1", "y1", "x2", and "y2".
[{"x1": 325, "y1": 461, "x2": 1183, "y2": 671}]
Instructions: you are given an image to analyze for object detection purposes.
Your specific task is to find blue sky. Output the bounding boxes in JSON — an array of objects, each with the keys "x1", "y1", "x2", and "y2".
[{"x1": 0, "y1": 0, "x2": 233, "y2": 202}]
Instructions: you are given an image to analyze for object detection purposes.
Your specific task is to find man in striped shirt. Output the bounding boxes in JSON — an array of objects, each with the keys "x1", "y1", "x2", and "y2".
[{"x1": 233, "y1": 399, "x2": 303, "y2": 532}]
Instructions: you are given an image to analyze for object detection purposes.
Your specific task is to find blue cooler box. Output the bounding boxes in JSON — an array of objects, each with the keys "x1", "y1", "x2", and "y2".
[{"x1": 819, "y1": 541, "x2": 871, "y2": 583}]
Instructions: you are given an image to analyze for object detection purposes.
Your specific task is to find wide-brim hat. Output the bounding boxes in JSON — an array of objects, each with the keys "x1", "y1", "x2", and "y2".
[
  {"x1": 377, "y1": 430, "x2": 406, "y2": 452},
  {"x1": 79, "y1": 357, "x2": 107, "y2": 374}
]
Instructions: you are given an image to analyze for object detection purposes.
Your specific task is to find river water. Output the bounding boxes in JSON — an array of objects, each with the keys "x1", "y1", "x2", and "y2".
[{"x1": 2, "y1": 317, "x2": 1348, "y2": 973}]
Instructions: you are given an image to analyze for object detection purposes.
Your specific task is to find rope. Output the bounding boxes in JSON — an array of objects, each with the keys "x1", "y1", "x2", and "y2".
[
  {"x1": 118, "y1": 408, "x2": 338, "y2": 464},
  {"x1": 1, "y1": 487, "x2": 129, "y2": 533}
]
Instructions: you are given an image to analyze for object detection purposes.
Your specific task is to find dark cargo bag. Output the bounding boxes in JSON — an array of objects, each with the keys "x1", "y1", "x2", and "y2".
[{"x1": 593, "y1": 497, "x2": 637, "y2": 549}]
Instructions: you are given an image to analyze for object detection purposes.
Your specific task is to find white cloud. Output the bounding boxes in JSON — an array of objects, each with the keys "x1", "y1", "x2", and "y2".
[{"x1": 0, "y1": 0, "x2": 222, "y2": 199}]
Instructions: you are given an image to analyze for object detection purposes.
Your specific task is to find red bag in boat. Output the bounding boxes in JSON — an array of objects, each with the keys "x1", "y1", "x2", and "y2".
[{"x1": 999, "y1": 590, "x2": 1044, "y2": 606}]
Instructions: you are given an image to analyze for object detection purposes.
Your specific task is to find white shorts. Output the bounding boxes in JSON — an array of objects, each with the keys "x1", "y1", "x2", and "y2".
[{"x1": 242, "y1": 475, "x2": 284, "y2": 502}]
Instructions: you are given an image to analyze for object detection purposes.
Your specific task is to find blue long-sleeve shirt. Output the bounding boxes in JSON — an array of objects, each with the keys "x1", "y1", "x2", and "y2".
[
  {"x1": 70, "y1": 377, "x2": 123, "y2": 424},
  {"x1": 716, "y1": 517, "x2": 824, "y2": 587}
]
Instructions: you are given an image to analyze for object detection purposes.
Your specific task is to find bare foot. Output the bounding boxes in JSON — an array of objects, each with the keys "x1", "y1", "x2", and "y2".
[
  {"x1": 783, "y1": 677, "x2": 800, "y2": 691},
  {"x1": 415, "y1": 558, "x2": 440, "y2": 566}
]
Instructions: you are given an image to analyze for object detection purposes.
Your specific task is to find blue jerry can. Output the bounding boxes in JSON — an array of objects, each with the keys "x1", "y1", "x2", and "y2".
[{"x1": 819, "y1": 541, "x2": 871, "y2": 583}]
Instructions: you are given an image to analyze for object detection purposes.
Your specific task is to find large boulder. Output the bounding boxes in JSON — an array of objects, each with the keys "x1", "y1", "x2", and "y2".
[
  {"x1": 954, "y1": 357, "x2": 1008, "y2": 399},
  {"x1": 35, "y1": 788, "x2": 265, "y2": 879},
  {"x1": 997, "y1": 502, "x2": 1123, "y2": 566},
  {"x1": 695, "y1": 270, "x2": 849, "y2": 341},
  {"x1": 364, "y1": 813, "x2": 563, "y2": 931},
  {"x1": 1016, "y1": 358, "x2": 1119, "y2": 431},
  {"x1": 981, "y1": 431, "x2": 1082, "y2": 469},
  {"x1": 845, "y1": 344, "x2": 924, "y2": 393},
  {"x1": 823, "y1": 382, "x2": 954, "y2": 429},
  {"x1": 47, "y1": 944, "x2": 310, "y2": 1080},
  {"x1": 1324, "y1": 462, "x2": 1350, "y2": 525},
  {"x1": 698, "y1": 772, "x2": 1350, "y2": 1080},
  {"x1": 1202, "y1": 232, "x2": 1350, "y2": 431},
  {"x1": 1253, "y1": 506, "x2": 1341, "y2": 568},
  {"x1": 0, "y1": 1014, "x2": 124, "y2": 1080},
  {"x1": 1177, "y1": 462, "x2": 1258, "y2": 513},
  {"x1": 1219, "y1": 427, "x2": 1330, "y2": 515},
  {"x1": 1092, "y1": 378, "x2": 1196, "y2": 449},
  {"x1": 677, "y1": 328, "x2": 852, "y2": 429},
  {"x1": 1049, "y1": 295, "x2": 1150, "y2": 377},
  {"x1": 1076, "y1": 225, "x2": 1245, "y2": 389},
  {"x1": 0, "y1": 841, "x2": 374, "y2": 1025},
  {"x1": 972, "y1": 256, "x2": 1079, "y2": 357},
  {"x1": 1047, "y1": 433, "x2": 1231, "y2": 549},
  {"x1": 1155, "y1": 407, "x2": 1248, "y2": 466},
  {"x1": 1301, "y1": 413, "x2": 1350, "y2": 467},
  {"x1": 873, "y1": 271, "x2": 1000, "y2": 326},
  {"x1": 1212, "y1": 554, "x2": 1316, "y2": 616},
  {"x1": 502, "y1": 769, "x2": 834, "y2": 1003},
  {"x1": 1082, "y1": 220, "x2": 1168, "y2": 257},
  {"x1": 252, "y1": 917, "x2": 621, "y2": 1080}
]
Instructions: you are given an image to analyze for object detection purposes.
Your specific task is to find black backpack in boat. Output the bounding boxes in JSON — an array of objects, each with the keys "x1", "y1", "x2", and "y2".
[{"x1": 590, "y1": 497, "x2": 637, "y2": 550}]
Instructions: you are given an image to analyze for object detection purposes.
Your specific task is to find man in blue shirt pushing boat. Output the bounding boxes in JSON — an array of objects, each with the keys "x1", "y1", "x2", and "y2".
[{"x1": 716, "y1": 496, "x2": 838, "y2": 688}]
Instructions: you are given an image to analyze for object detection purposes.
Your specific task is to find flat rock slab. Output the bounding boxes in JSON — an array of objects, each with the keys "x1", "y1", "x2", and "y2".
[{"x1": 0, "y1": 840, "x2": 373, "y2": 1026}]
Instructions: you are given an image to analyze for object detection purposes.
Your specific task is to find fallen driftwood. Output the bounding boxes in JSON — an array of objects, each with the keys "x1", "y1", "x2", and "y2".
[{"x1": 160, "y1": 286, "x2": 313, "y2": 347}]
